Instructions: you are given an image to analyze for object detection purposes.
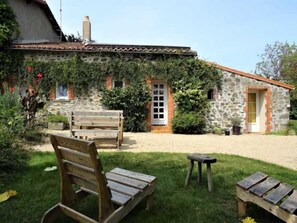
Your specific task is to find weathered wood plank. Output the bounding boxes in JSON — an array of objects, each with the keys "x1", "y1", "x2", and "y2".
[
  {"x1": 280, "y1": 190, "x2": 297, "y2": 214},
  {"x1": 72, "y1": 131, "x2": 118, "y2": 139},
  {"x1": 106, "y1": 172, "x2": 148, "y2": 190},
  {"x1": 107, "y1": 180, "x2": 141, "y2": 197},
  {"x1": 110, "y1": 168, "x2": 156, "y2": 183},
  {"x1": 70, "y1": 175, "x2": 98, "y2": 193},
  {"x1": 236, "y1": 172, "x2": 268, "y2": 190},
  {"x1": 236, "y1": 186, "x2": 297, "y2": 223},
  {"x1": 72, "y1": 110, "x2": 122, "y2": 117},
  {"x1": 249, "y1": 177, "x2": 280, "y2": 197},
  {"x1": 64, "y1": 162, "x2": 97, "y2": 182},
  {"x1": 110, "y1": 190, "x2": 132, "y2": 205},
  {"x1": 264, "y1": 183, "x2": 294, "y2": 205},
  {"x1": 51, "y1": 134, "x2": 92, "y2": 153},
  {"x1": 187, "y1": 153, "x2": 217, "y2": 164},
  {"x1": 72, "y1": 122, "x2": 119, "y2": 128},
  {"x1": 59, "y1": 204, "x2": 98, "y2": 223},
  {"x1": 59, "y1": 148, "x2": 93, "y2": 169}
]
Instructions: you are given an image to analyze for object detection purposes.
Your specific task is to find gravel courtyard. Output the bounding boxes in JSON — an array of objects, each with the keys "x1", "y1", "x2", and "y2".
[{"x1": 32, "y1": 131, "x2": 297, "y2": 171}]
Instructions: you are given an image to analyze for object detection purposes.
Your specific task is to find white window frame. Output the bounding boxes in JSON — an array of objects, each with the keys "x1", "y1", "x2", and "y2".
[
  {"x1": 151, "y1": 81, "x2": 168, "y2": 125},
  {"x1": 56, "y1": 82, "x2": 69, "y2": 100},
  {"x1": 112, "y1": 80, "x2": 125, "y2": 89}
]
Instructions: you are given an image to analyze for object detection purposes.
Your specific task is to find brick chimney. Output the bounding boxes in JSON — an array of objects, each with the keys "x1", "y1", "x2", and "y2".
[{"x1": 83, "y1": 16, "x2": 91, "y2": 43}]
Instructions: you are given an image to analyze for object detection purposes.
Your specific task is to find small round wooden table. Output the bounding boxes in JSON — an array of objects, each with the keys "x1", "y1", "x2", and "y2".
[{"x1": 185, "y1": 153, "x2": 217, "y2": 192}]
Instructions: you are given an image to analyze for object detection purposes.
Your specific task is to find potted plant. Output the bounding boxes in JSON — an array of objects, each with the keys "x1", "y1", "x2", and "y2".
[
  {"x1": 47, "y1": 114, "x2": 68, "y2": 130},
  {"x1": 231, "y1": 117, "x2": 242, "y2": 135}
]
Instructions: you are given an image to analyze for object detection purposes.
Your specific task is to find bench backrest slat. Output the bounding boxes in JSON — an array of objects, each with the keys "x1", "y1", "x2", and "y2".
[
  {"x1": 70, "y1": 110, "x2": 123, "y2": 135},
  {"x1": 50, "y1": 134, "x2": 113, "y2": 214}
]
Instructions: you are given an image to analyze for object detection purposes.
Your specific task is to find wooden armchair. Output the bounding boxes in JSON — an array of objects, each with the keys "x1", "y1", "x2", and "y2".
[{"x1": 41, "y1": 134, "x2": 156, "y2": 223}]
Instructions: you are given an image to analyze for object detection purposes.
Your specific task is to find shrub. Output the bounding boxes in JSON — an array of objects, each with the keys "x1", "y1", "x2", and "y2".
[
  {"x1": 290, "y1": 97, "x2": 297, "y2": 120},
  {"x1": 172, "y1": 112, "x2": 206, "y2": 134},
  {"x1": 288, "y1": 120, "x2": 297, "y2": 134},
  {"x1": 101, "y1": 84, "x2": 151, "y2": 132},
  {"x1": 47, "y1": 114, "x2": 68, "y2": 123},
  {"x1": 0, "y1": 84, "x2": 25, "y2": 136},
  {"x1": 0, "y1": 126, "x2": 28, "y2": 184}
]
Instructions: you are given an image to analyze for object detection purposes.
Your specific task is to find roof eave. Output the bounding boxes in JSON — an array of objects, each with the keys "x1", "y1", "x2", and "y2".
[{"x1": 207, "y1": 62, "x2": 294, "y2": 90}]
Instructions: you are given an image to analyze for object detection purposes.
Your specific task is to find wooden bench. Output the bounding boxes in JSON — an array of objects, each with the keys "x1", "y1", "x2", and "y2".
[
  {"x1": 70, "y1": 110, "x2": 124, "y2": 149},
  {"x1": 42, "y1": 134, "x2": 156, "y2": 223},
  {"x1": 236, "y1": 172, "x2": 297, "y2": 223},
  {"x1": 185, "y1": 153, "x2": 217, "y2": 192}
]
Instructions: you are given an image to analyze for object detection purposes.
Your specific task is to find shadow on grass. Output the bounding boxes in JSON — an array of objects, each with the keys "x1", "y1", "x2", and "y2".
[{"x1": 0, "y1": 152, "x2": 294, "y2": 223}]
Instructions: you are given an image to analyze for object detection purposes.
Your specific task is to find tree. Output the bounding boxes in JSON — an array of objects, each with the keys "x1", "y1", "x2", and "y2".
[
  {"x1": 65, "y1": 32, "x2": 82, "y2": 42},
  {"x1": 0, "y1": 0, "x2": 19, "y2": 48},
  {"x1": 255, "y1": 41, "x2": 296, "y2": 80},
  {"x1": 0, "y1": 0, "x2": 21, "y2": 79}
]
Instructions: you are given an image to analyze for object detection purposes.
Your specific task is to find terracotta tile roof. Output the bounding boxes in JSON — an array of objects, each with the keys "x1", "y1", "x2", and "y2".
[
  {"x1": 12, "y1": 42, "x2": 197, "y2": 56},
  {"x1": 207, "y1": 62, "x2": 295, "y2": 90}
]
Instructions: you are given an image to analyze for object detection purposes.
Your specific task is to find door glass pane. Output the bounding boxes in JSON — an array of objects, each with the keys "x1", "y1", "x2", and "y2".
[
  {"x1": 249, "y1": 103, "x2": 256, "y2": 112},
  {"x1": 249, "y1": 114, "x2": 256, "y2": 123},
  {"x1": 249, "y1": 93, "x2": 256, "y2": 102}
]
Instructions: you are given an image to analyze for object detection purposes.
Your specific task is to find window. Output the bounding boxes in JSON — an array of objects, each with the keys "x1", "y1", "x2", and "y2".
[
  {"x1": 112, "y1": 80, "x2": 125, "y2": 88},
  {"x1": 207, "y1": 89, "x2": 214, "y2": 100},
  {"x1": 56, "y1": 83, "x2": 68, "y2": 100}
]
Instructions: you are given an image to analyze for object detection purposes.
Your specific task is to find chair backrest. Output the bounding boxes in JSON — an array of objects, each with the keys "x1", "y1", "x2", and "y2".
[{"x1": 50, "y1": 134, "x2": 113, "y2": 217}]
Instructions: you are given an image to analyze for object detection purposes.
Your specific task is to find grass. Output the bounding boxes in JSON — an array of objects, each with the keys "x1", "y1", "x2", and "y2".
[{"x1": 1, "y1": 152, "x2": 296, "y2": 223}]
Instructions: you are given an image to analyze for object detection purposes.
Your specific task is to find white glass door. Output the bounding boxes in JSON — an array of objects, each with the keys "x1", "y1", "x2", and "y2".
[
  {"x1": 248, "y1": 92, "x2": 259, "y2": 132},
  {"x1": 151, "y1": 82, "x2": 168, "y2": 125}
]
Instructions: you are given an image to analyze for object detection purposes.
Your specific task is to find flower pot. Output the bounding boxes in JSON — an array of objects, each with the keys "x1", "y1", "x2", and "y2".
[
  {"x1": 224, "y1": 129, "x2": 230, "y2": 136},
  {"x1": 232, "y1": 126, "x2": 241, "y2": 135},
  {"x1": 48, "y1": 122, "x2": 65, "y2": 130}
]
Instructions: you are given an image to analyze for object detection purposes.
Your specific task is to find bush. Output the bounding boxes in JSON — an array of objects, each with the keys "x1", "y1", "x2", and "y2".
[
  {"x1": 47, "y1": 114, "x2": 68, "y2": 123},
  {"x1": 289, "y1": 98, "x2": 297, "y2": 120},
  {"x1": 101, "y1": 84, "x2": 151, "y2": 132},
  {"x1": 0, "y1": 126, "x2": 28, "y2": 184},
  {"x1": 0, "y1": 85, "x2": 25, "y2": 136},
  {"x1": 172, "y1": 112, "x2": 206, "y2": 134},
  {"x1": 288, "y1": 120, "x2": 297, "y2": 133}
]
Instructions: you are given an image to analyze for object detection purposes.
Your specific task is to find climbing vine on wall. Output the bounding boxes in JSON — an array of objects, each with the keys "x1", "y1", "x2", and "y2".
[{"x1": 14, "y1": 54, "x2": 221, "y2": 132}]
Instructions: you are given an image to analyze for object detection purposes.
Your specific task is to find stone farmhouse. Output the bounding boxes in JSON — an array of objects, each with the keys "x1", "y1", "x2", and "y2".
[{"x1": 7, "y1": 0, "x2": 294, "y2": 133}]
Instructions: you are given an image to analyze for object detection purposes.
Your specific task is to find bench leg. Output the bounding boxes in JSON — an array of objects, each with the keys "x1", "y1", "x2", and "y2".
[
  {"x1": 185, "y1": 160, "x2": 194, "y2": 187},
  {"x1": 206, "y1": 163, "x2": 213, "y2": 192},
  {"x1": 237, "y1": 198, "x2": 247, "y2": 217},
  {"x1": 197, "y1": 162, "x2": 202, "y2": 184},
  {"x1": 146, "y1": 193, "x2": 154, "y2": 211}
]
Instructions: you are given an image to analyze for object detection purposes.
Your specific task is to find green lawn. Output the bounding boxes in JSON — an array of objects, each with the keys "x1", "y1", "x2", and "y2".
[{"x1": 1, "y1": 152, "x2": 296, "y2": 223}]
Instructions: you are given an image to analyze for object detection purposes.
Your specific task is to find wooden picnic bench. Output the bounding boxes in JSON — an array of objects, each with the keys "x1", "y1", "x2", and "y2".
[
  {"x1": 70, "y1": 110, "x2": 124, "y2": 149},
  {"x1": 42, "y1": 134, "x2": 156, "y2": 223},
  {"x1": 236, "y1": 172, "x2": 297, "y2": 223}
]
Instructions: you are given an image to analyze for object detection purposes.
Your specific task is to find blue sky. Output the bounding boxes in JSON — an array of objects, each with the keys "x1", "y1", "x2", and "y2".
[{"x1": 47, "y1": 0, "x2": 297, "y2": 74}]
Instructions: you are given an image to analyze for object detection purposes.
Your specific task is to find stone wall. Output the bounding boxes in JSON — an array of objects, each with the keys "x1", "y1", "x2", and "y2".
[
  {"x1": 207, "y1": 70, "x2": 290, "y2": 132},
  {"x1": 26, "y1": 52, "x2": 290, "y2": 133},
  {"x1": 45, "y1": 89, "x2": 104, "y2": 116}
]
